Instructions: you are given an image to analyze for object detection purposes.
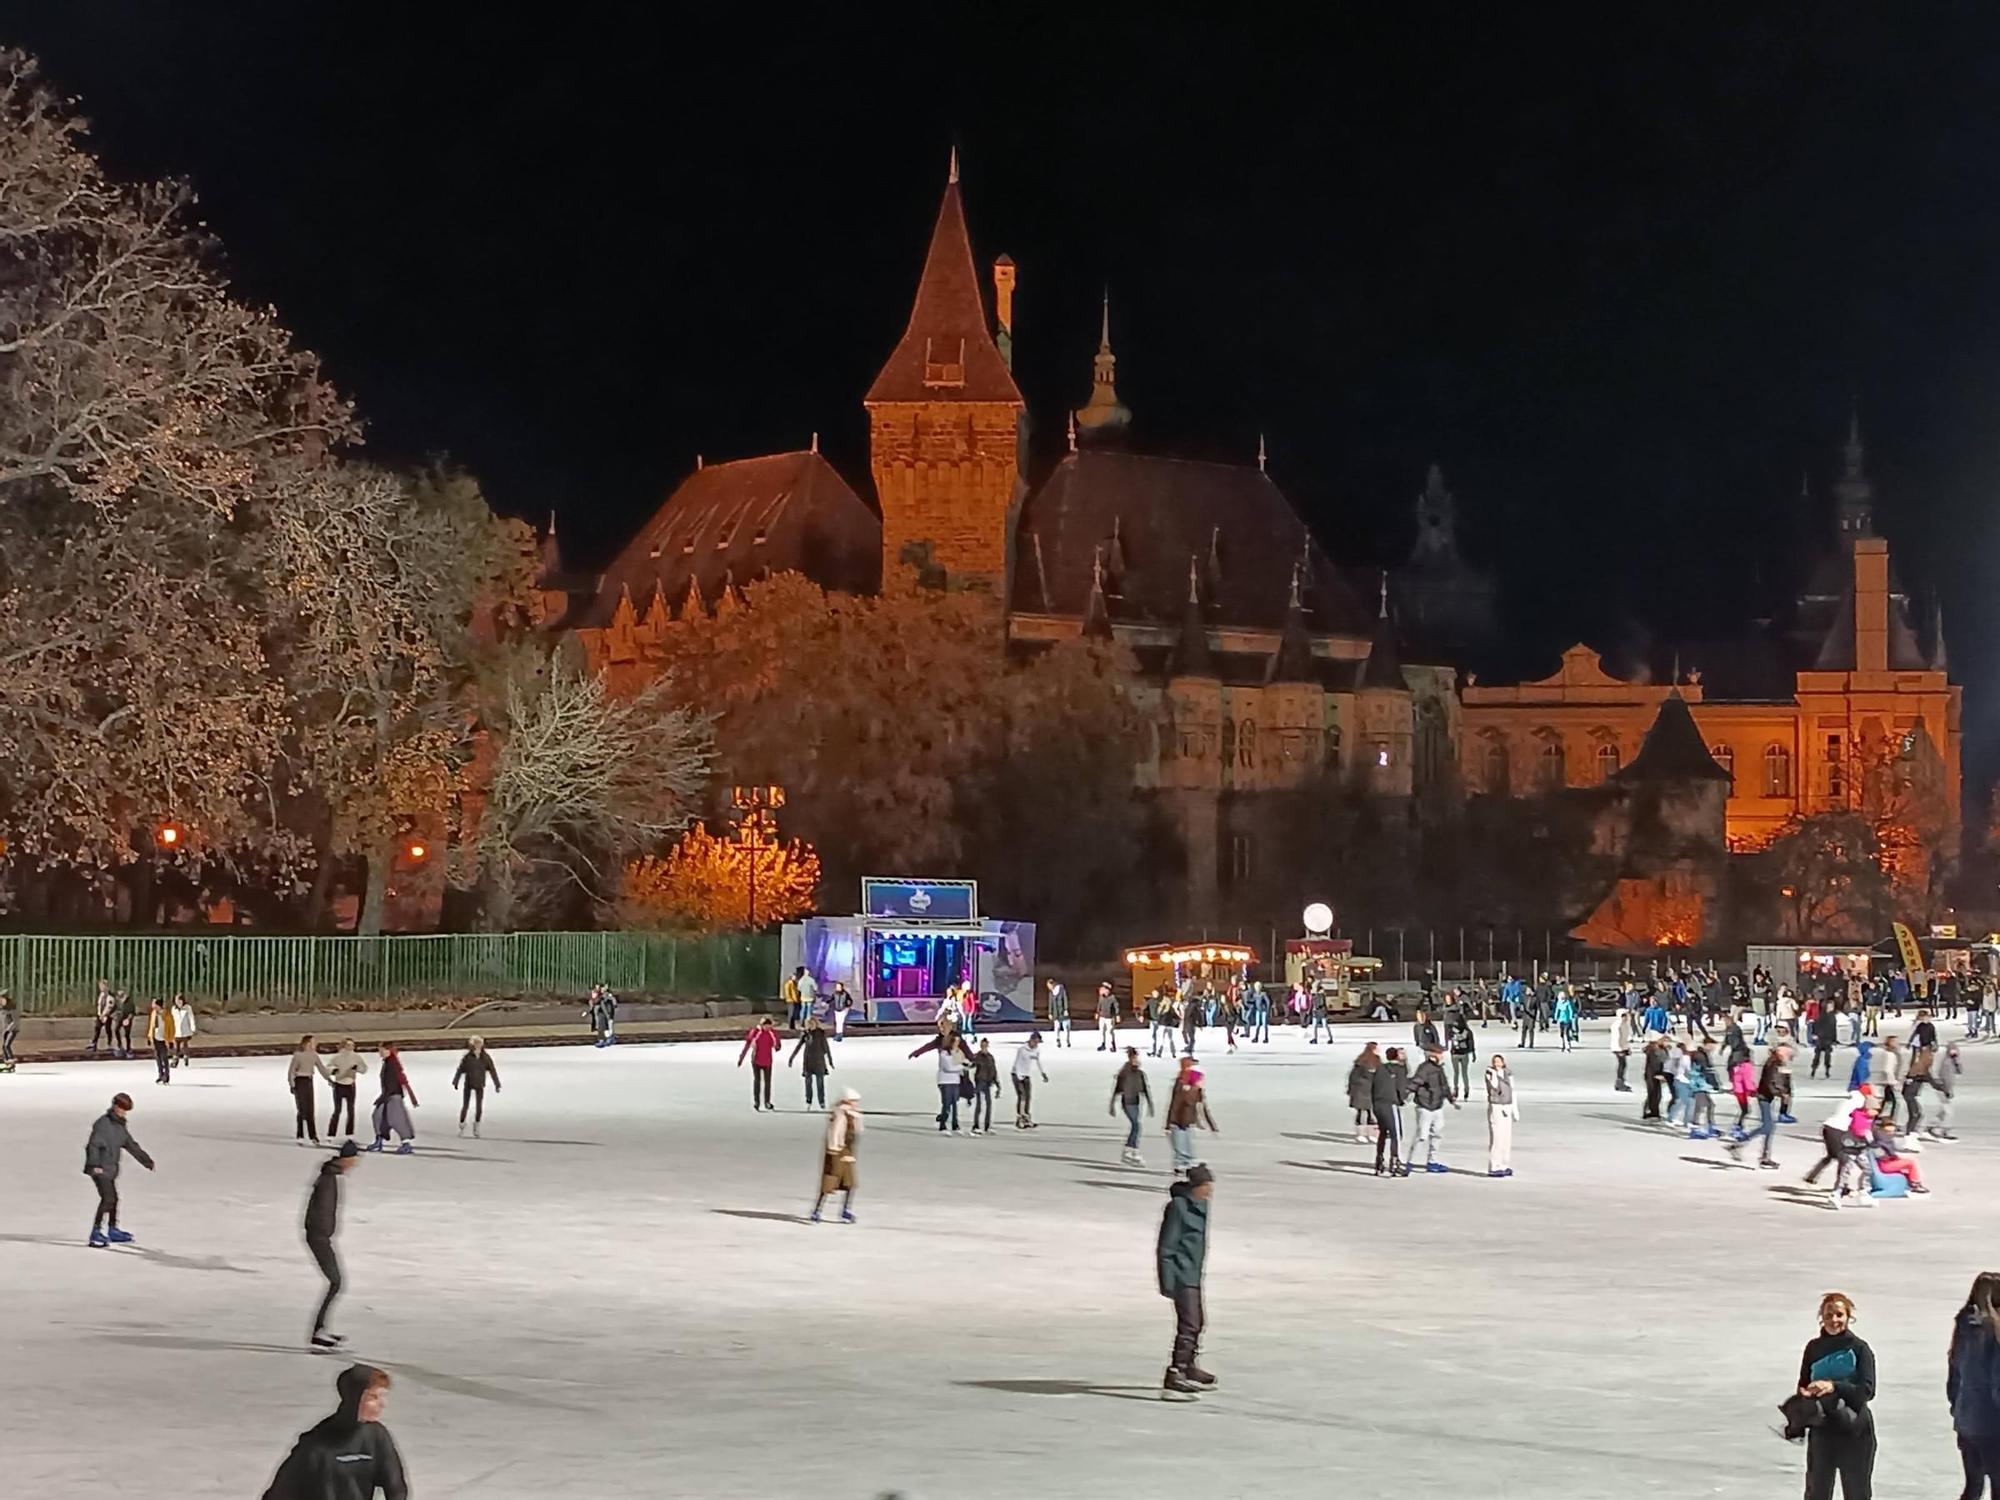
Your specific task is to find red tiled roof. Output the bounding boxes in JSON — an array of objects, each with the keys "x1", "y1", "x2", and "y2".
[{"x1": 864, "y1": 179, "x2": 1022, "y2": 407}]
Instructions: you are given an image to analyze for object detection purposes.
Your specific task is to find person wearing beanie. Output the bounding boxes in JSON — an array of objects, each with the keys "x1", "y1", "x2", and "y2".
[
  {"x1": 304, "y1": 1141, "x2": 361, "y2": 1349},
  {"x1": 260, "y1": 1362, "x2": 407, "y2": 1500},
  {"x1": 1157, "y1": 1163, "x2": 1215, "y2": 1398},
  {"x1": 1165, "y1": 1055, "x2": 1218, "y2": 1177},
  {"x1": 83, "y1": 1092, "x2": 154, "y2": 1247},
  {"x1": 811, "y1": 1088, "x2": 863, "y2": 1224},
  {"x1": 451, "y1": 1036, "x2": 501, "y2": 1138},
  {"x1": 1011, "y1": 1031, "x2": 1049, "y2": 1129},
  {"x1": 1110, "y1": 1046, "x2": 1154, "y2": 1166}
]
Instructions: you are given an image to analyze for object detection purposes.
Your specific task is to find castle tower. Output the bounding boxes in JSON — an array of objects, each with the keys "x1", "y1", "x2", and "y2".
[
  {"x1": 864, "y1": 152, "x2": 1024, "y2": 589},
  {"x1": 1163, "y1": 557, "x2": 1223, "y2": 916},
  {"x1": 1074, "y1": 292, "x2": 1132, "y2": 439},
  {"x1": 1356, "y1": 576, "x2": 1413, "y2": 795},
  {"x1": 1833, "y1": 403, "x2": 1875, "y2": 538},
  {"x1": 1262, "y1": 562, "x2": 1326, "y2": 790}
]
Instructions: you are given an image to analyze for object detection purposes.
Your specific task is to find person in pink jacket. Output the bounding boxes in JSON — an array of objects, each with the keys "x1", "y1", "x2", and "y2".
[{"x1": 738, "y1": 1018, "x2": 782, "y2": 1112}]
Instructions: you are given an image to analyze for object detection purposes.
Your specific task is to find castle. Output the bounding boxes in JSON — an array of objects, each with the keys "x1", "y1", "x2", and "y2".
[{"x1": 551, "y1": 156, "x2": 1961, "y2": 939}]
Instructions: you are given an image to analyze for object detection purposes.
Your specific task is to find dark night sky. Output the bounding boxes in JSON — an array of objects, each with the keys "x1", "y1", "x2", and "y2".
[{"x1": 9, "y1": 5, "x2": 2000, "y2": 776}]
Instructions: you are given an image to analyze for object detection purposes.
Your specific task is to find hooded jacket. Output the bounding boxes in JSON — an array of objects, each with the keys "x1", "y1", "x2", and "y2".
[
  {"x1": 1369, "y1": 1059, "x2": 1410, "y2": 1112},
  {"x1": 1155, "y1": 1181, "x2": 1209, "y2": 1295},
  {"x1": 260, "y1": 1364, "x2": 409, "y2": 1500},
  {"x1": 1408, "y1": 1058, "x2": 1454, "y2": 1110},
  {"x1": 83, "y1": 1110, "x2": 153, "y2": 1180},
  {"x1": 1949, "y1": 1307, "x2": 2000, "y2": 1438}
]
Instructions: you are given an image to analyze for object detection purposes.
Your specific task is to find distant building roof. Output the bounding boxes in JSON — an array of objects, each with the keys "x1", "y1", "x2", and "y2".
[
  {"x1": 581, "y1": 450, "x2": 879, "y2": 627},
  {"x1": 1616, "y1": 693, "x2": 1733, "y2": 783}
]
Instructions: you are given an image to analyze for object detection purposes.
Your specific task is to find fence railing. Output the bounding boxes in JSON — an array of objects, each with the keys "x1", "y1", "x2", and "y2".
[{"x1": 0, "y1": 931, "x2": 779, "y2": 1015}]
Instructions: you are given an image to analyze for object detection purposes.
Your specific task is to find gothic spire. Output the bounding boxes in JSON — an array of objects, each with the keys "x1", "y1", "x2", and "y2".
[
  {"x1": 1074, "y1": 288, "x2": 1131, "y2": 437},
  {"x1": 1169, "y1": 554, "x2": 1217, "y2": 679},
  {"x1": 1833, "y1": 399, "x2": 1875, "y2": 537}
]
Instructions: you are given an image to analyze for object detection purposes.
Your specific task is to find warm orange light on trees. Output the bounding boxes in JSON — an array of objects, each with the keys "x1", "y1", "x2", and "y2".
[
  {"x1": 619, "y1": 822, "x2": 820, "y2": 933},
  {"x1": 155, "y1": 823, "x2": 182, "y2": 849}
]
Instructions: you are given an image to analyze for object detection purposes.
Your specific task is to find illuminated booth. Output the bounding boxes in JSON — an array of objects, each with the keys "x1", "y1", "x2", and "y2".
[
  {"x1": 781, "y1": 879, "x2": 1036, "y2": 1026},
  {"x1": 1123, "y1": 942, "x2": 1257, "y2": 1004}
]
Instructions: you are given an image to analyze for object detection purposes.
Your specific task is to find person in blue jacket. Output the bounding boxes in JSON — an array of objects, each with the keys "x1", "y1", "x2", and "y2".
[
  {"x1": 1949, "y1": 1271, "x2": 2000, "y2": 1498},
  {"x1": 1847, "y1": 1039, "x2": 1874, "y2": 1094}
]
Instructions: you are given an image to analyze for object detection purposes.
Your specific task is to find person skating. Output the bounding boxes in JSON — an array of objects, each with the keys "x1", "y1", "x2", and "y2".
[
  {"x1": 1790, "y1": 1291, "x2": 1875, "y2": 1500},
  {"x1": 1247, "y1": 980, "x2": 1271, "y2": 1044},
  {"x1": 1448, "y1": 1014, "x2": 1477, "y2": 1102},
  {"x1": 738, "y1": 1017, "x2": 782, "y2": 1112},
  {"x1": 451, "y1": 1036, "x2": 501, "y2": 1137},
  {"x1": 1484, "y1": 1053, "x2": 1519, "y2": 1177},
  {"x1": 366, "y1": 1044, "x2": 418, "y2": 1154},
  {"x1": 1611, "y1": 1005, "x2": 1634, "y2": 1091},
  {"x1": 1804, "y1": 1086, "x2": 1873, "y2": 1205},
  {"x1": 1408, "y1": 1043, "x2": 1460, "y2": 1173},
  {"x1": 1641, "y1": 1037, "x2": 1667, "y2": 1121},
  {"x1": 1872, "y1": 1035, "x2": 1905, "y2": 1128},
  {"x1": 1372, "y1": 1046, "x2": 1411, "y2": 1177},
  {"x1": 1180, "y1": 987, "x2": 1201, "y2": 1056},
  {"x1": 969, "y1": 1036, "x2": 999, "y2": 1134},
  {"x1": 1165, "y1": 1055, "x2": 1217, "y2": 1177},
  {"x1": 782, "y1": 966, "x2": 805, "y2": 1031},
  {"x1": 1684, "y1": 1041, "x2": 1720, "y2": 1141},
  {"x1": 810, "y1": 1088, "x2": 863, "y2": 1223},
  {"x1": 1412, "y1": 1008, "x2": 1441, "y2": 1055},
  {"x1": 1948, "y1": 1271, "x2": 2000, "y2": 1496},
  {"x1": 260, "y1": 1363, "x2": 408, "y2": 1500},
  {"x1": 1012, "y1": 1031, "x2": 1049, "y2": 1128},
  {"x1": 113, "y1": 987, "x2": 136, "y2": 1058},
  {"x1": 0, "y1": 988, "x2": 17, "y2": 1071},
  {"x1": 1553, "y1": 987, "x2": 1577, "y2": 1052},
  {"x1": 1149, "y1": 990, "x2": 1175, "y2": 1058},
  {"x1": 1727, "y1": 1041, "x2": 1791, "y2": 1169},
  {"x1": 1929, "y1": 1042, "x2": 1963, "y2": 1141},
  {"x1": 1810, "y1": 1000, "x2": 1840, "y2": 1080},
  {"x1": 169, "y1": 993, "x2": 194, "y2": 1068},
  {"x1": 787, "y1": 1017, "x2": 834, "y2": 1110},
  {"x1": 84, "y1": 1092, "x2": 153, "y2": 1247},
  {"x1": 87, "y1": 978, "x2": 115, "y2": 1057},
  {"x1": 911, "y1": 1022, "x2": 971, "y2": 1133},
  {"x1": 1095, "y1": 981, "x2": 1119, "y2": 1051},
  {"x1": 146, "y1": 996, "x2": 175, "y2": 1085},
  {"x1": 326, "y1": 1038, "x2": 367, "y2": 1138},
  {"x1": 288, "y1": 1036, "x2": 333, "y2": 1145},
  {"x1": 303, "y1": 1141, "x2": 360, "y2": 1348},
  {"x1": 1157, "y1": 1163, "x2": 1215, "y2": 1399},
  {"x1": 1111, "y1": 1047, "x2": 1153, "y2": 1165},
  {"x1": 1348, "y1": 1042, "x2": 1381, "y2": 1142},
  {"x1": 1046, "y1": 978, "x2": 1071, "y2": 1047},
  {"x1": 828, "y1": 981, "x2": 853, "y2": 1041}
]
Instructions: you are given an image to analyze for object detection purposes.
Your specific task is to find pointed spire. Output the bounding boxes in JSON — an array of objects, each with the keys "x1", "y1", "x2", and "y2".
[
  {"x1": 1067, "y1": 412, "x2": 1077, "y2": 453},
  {"x1": 1082, "y1": 546, "x2": 1114, "y2": 640},
  {"x1": 1618, "y1": 693, "x2": 1731, "y2": 783},
  {"x1": 1268, "y1": 558, "x2": 1317, "y2": 684},
  {"x1": 1360, "y1": 578, "x2": 1404, "y2": 692},
  {"x1": 1187, "y1": 553, "x2": 1201, "y2": 605},
  {"x1": 1169, "y1": 555, "x2": 1216, "y2": 679},
  {"x1": 1931, "y1": 597, "x2": 1951, "y2": 674},
  {"x1": 1378, "y1": 570, "x2": 1389, "y2": 620},
  {"x1": 809, "y1": 431, "x2": 819, "y2": 454},
  {"x1": 1833, "y1": 401, "x2": 1874, "y2": 537},
  {"x1": 1074, "y1": 288, "x2": 1130, "y2": 437},
  {"x1": 538, "y1": 509, "x2": 563, "y2": 577},
  {"x1": 1257, "y1": 432, "x2": 1268, "y2": 474},
  {"x1": 1099, "y1": 289, "x2": 1112, "y2": 351},
  {"x1": 1288, "y1": 557, "x2": 1303, "y2": 611},
  {"x1": 948, "y1": 145, "x2": 959, "y2": 185}
]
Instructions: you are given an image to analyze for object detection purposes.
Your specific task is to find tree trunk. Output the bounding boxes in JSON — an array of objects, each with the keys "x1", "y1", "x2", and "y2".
[{"x1": 358, "y1": 849, "x2": 388, "y2": 936}]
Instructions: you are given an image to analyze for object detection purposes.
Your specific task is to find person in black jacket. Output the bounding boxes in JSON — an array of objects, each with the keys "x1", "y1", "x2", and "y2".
[
  {"x1": 1156, "y1": 1165, "x2": 1214, "y2": 1398},
  {"x1": 261, "y1": 1362, "x2": 408, "y2": 1500},
  {"x1": 451, "y1": 1036, "x2": 501, "y2": 1138},
  {"x1": 1641, "y1": 1039, "x2": 1668, "y2": 1121},
  {"x1": 788, "y1": 1018, "x2": 835, "y2": 1109},
  {"x1": 304, "y1": 1142, "x2": 360, "y2": 1349},
  {"x1": 1371, "y1": 1048, "x2": 1412, "y2": 1177},
  {"x1": 84, "y1": 1092, "x2": 154, "y2": 1247},
  {"x1": 1791, "y1": 1291, "x2": 1875, "y2": 1500},
  {"x1": 1812, "y1": 1004, "x2": 1841, "y2": 1079}
]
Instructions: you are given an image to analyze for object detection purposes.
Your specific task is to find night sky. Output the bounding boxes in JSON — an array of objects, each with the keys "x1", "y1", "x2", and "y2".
[{"x1": 9, "y1": 6, "x2": 2000, "y2": 779}]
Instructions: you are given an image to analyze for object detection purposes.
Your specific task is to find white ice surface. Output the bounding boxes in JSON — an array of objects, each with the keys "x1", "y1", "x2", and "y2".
[{"x1": 1, "y1": 1021, "x2": 1988, "y2": 1498}]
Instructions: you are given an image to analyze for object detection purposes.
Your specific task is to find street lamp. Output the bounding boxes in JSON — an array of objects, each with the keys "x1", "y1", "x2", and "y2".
[
  {"x1": 155, "y1": 822, "x2": 183, "y2": 850},
  {"x1": 731, "y1": 785, "x2": 786, "y2": 930}
]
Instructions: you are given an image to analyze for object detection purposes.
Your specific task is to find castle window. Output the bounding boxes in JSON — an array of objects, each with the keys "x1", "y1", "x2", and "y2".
[
  {"x1": 1595, "y1": 741, "x2": 1621, "y2": 782},
  {"x1": 1374, "y1": 740, "x2": 1391, "y2": 768},
  {"x1": 1482, "y1": 736, "x2": 1509, "y2": 795},
  {"x1": 1763, "y1": 744, "x2": 1790, "y2": 797},
  {"x1": 1325, "y1": 724, "x2": 1341, "y2": 768},
  {"x1": 1824, "y1": 734, "x2": 1844, "y2": 802},
  {"x1": 1537, "y1": 733, "x2": 1565, "y2": 788},
  {"x1": 1239, "y1": 721, "x2": 1256, "y2": 768},
  {"x1": 922, "y1": 337, "x2": 966, "y2": 388},
  {"x1": 1228, "y1": 834, "x2": 1254, "y2": 885},
  {"x1": 1711, "y1": 744, "x2": 1734, "y2": 783}
]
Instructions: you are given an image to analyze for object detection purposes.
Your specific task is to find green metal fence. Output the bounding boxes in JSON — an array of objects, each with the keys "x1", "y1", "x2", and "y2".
[{"x1": 0, "y1": 932, "x2": 779, "y2": 1015}]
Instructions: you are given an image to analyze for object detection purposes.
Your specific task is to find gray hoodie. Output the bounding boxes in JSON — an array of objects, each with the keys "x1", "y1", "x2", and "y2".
[
  {"x1": 1933, "y1": 1047, "x2": 1962, "y2": 1098},
  {"x1": 83, "y1": 1110, "x2": 153, "y2": 1180}
]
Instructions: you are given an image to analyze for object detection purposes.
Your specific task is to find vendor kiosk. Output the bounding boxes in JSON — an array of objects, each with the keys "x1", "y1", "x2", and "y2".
[
  {"x1": 1746, "y1": 943, "x2": 1876, "y2": 994},
  {"x1": 782, "y1": 879, "x2": 1036, "y2": 1026},
  {"x1": 1123, "y1": 942, "x2": 1257, "y2": 1005},
  {"x1": 1283, "y1": 937, "x2": 1383, "y2": 1009}
]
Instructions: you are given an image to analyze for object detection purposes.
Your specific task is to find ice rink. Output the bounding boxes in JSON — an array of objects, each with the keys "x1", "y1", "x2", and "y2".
[{"x1": 4, "y1": 1018, "x2": 1991, "y2": 1498}]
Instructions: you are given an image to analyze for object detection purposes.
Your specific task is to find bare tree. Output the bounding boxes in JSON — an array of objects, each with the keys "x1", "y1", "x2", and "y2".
[{"x1": 468, "y1": 651, "x2": 714, "y2": 929}]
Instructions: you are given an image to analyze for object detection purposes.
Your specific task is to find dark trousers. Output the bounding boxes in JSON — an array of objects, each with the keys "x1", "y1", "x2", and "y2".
[
  {"x1": 153, "y1": 1040, "x2": 171, "y2": 1083},
  {"x1": 1804, "y1": 1422, "x2": 1874, "y2": 1500},
  {"x1": 293, "y1": 1078, "x2": 319, "y2": 1142},
  {"x1": 1451, "y1": 1055, "x2": 1472, "y2": 1098},
  {"x1": 1643, "y1": 1075, "x2": 1663, "y2": 1119},
  {"x1": 115, "y1": 1018, "x2": 133, "y2": 1054},
  {"x1": 1904, "y1": 1080, "x2": 1924, "y2": 1136},
  {"x1": 459, "y1": 1084, "x2": 485, "y2": 1124},
  {"x1": 91, "y1": 1173, "x2": 118, "y2": 1231},
  {"x1": 1877, "y1": 1086, "x2": 1899, "y2": 1126},
  {"x1": 327, "y1": 1083, "x2": 356, "y2": 1137},
  {"x1": 1754, "y1": 1096, "x2": 1778, "y2": 1164},
  {"x1": 307, "y1": 1234, "x2": 342, "y2": 1337},
  {"x1": 751, "y1": 1064, "x2": 772, "y2": 1109},
  {"x1": 90, "y1": 1016, "x2": 113, "y2": 1051},
  {"x1": 1169, "y1": 1285, "x2": 1204, "y2": 1371},
  {"x1": 972, "y1": 1084, "x2": 994, "y2": 1131},
  {"x1": 0, "y1": 1019, "x2": 15, "y2": 1063},
  {"x1": 1812, "y1": 1041, "x2": 1835, "y2": 1077},
  {"x1": 803, "y1": 1070, "x2": 826, "y2": 1108},
  {"x1": 1805, "y1": 1126, "x2": 1861, "y2": 1190},
  {"x1": 1012, "y1": 1076, "x2": 1033, "y2": 1125},
  {"x1": 1960, "y1": 1432, "x2": 2000, "y2": 1499},
  {"x1": 1373, "y1": 1106, "x2": 1402, "y2": 1170},
  {"x1": 936, "y1": 1084, "x2": 960, "y2": 1130}
]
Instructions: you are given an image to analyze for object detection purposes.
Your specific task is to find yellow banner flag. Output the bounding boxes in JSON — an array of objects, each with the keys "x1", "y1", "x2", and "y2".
[{"x1": 1891, "y1": 920, "x2": 1926, "y2": 990}]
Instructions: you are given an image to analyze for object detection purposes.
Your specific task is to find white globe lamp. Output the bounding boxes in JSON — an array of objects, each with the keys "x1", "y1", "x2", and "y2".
[{"x1": 1302, "y1": 902, "x2": 1334, "y2": 937}]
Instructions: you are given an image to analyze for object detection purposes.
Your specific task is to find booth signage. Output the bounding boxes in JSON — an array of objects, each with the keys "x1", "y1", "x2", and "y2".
[{"x1": 861, "y1": 878, "x2": 978, "y2": 923}]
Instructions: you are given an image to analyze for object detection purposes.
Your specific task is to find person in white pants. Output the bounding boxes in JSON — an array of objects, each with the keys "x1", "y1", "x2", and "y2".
[
  {"x1": 830, "y1": 983, "x2": 852, "y2": 1040},
  {"x1": 1485, "y1": 1055, "x2": 1519, "y2": 1178}
]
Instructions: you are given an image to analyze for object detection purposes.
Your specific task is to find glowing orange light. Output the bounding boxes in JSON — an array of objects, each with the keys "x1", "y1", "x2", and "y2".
[
  {"x1": 407, "y1": 842, "x2": 429, "y2": 862},
  {"x1": 155, "y1": 823, "x2": 181, "y2": 848}
]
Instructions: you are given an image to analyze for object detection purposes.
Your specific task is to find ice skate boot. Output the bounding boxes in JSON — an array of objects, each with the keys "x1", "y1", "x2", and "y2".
[
  {"x1": 88, "y1": 1229, "x2": 108, "y2": 1248},
  {"x1": 106, "y1": 1228, "x2": 133, "y2": 1244},
  {"x1": 311, "y1": 1333, "x2": 343, "y2": 1350},
  {"x1": 840, "y1": 1209, "x2": 856, "y2": 1223},
  {"x1": 473, "y1": 1122, "x2": 481, "y2": 1138},
  {"x1": 809, "y1": 1207, "x2": 822, "y2": 1223},
  {"x1": 1184, "y1": 1365, "x2": 1217, "y2": 1388},
  {"x1": 458, "y1": 1122, "x2": 466, "y2": 1137},
  {"x1": 1162, "y1": 1367, "x2": 1201, "y2": 1400},
  {"x1": 394, "y1": 1141, "x2": 413, "y2": 1155}
]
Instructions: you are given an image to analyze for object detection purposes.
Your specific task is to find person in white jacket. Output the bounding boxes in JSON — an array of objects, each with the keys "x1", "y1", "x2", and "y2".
[
  {"x1": 325, "y1": 1039, "x2": 369, "y2": 1138},
  {"x1": 1011, "y1": 1032, "x2": 1050, "y2": 1130},
  {"x1": 1804, "y1": 1087, "x2": 1874, "y2": 1205},
  {"x1": 169, "y1": 995, "x2": 196, "y2": 1068},
  {"x1": 1610, "y1": 1008, "x2": 1634, "y2": 1093},
  {"x1": 1485, "y1": 1055, "x2": 1519, "y2": 1178}
]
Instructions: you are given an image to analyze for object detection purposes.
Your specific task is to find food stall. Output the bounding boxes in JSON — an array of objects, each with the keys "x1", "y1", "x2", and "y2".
[
  {"x1": 1123, "y1": 942, "x2": 1257, "y2": 1006},
  {"x1": 1746, "y1": 943, "x2": 1876, "y2": 995},
  {"x1": 781, "y1": 878, "x2": 1035, "y2": 1025},
  {"x1": 1283, "y1": 937, "x2": 1383, "y2": 1009}
]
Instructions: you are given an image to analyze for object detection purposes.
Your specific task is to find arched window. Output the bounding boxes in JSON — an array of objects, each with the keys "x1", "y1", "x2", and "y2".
[
  {"x1": 1711, "y1": 744, "x2": 1734, "y2": 783},
  {"x1": 1325, "y1": 723, "x2": 1342, "y2": 768},
  {"x1": 1538, "y1": 732, "x2": 1565, "y2": 788},
  {"x1": 1482, "y1": 736, "x2": 1509, "y2": 794},
  {"x1": 1595, "y1": 741, "x2": 1621, "y2": 782},
  {"x1": 1763, "y1": 743, "x2": 1792, "y2": 797}
]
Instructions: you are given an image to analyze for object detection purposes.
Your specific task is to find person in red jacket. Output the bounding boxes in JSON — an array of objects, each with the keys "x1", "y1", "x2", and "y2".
[{"x1": 738, "y1": 1018, "x2": 782, "y2": 1112}]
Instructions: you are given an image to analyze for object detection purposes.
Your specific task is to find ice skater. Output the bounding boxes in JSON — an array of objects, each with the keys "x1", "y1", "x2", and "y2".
[
  {"x1": 1448, "y1": 1013, "x2": 1477, "y2": 1101},
  {"x1": 84, "y1": 1092, "x2": 154, "y2": 1247},
  {"x1": 146, "y1": 995, "x2": 175, "y2": 1084},
  {"x1": 1484, "y1": 1053, "x2": 1518, "y2": 1177},
  {"x1": 1726, "y1": 1041, "x2": 1791, "y2": 1169},
  {"x1": 1946, "y1": 1271, "x2": 2000, "y2": 1494},
  {"x1": 452, "y1": 1036, "x2": 501, "y2": 1137},
  {"x1": 288, "y1": 1036, "x2": 333, "y2": 1145},
  {"x1": 1157, "y1": 1164, "x2": 1215, "y2": 1399},
  {"x1": 1247, "y1": 980, "x2": 1271, "y2": 1044},
  {"x1": 1111, "y1": 1046, "x2": 1153, "y2": 1165},
  {"x1": 1347, "y1": 1042, "x2": 1380, "y2": 1142},
  {"x1": 1047, "y1": 978, "x2": 1071, "y2": 1047},
  {"x1": 1165, "y1": 1055, "x2": 1217, "y2": 1177},
  {"x1": 113, "y1": 988, "x2": 136, "y2": 1058},
  {"x1": 1011, "y1": 1030, "x2": 1048, "y2": 1129},
  {"x1": 1927, "y1": 1042, "x2": 1962, "y2": 1141},
  {"x1": 366, "y1": 1044, "x2": 418, "y2": 1154},
  {"x1": 910, "y1": 1021, "x2": 971, "y2": 1132},
  {"x1": 260, "y1": 1363, "x2": 408, "y2": 1500},
  {"x1": 1790, "y1": 1292, "x2": 1874, "y2": 1500},
  {"x1": 327, "y1": 1038, "x2": 367, "y2": 1137},
  {"x1": 0, "y1": 988, "x2": 17, "y2": 1071},
  {"x1": 810, "y1": 1088, "x2": 862, "y2": 1224},
  {"x1": 969, "y1": 1036, "x2": 999, "y2": 1134},
  {"x1": 1148, "y1": 990, "x2": 1174, "y2": 1058},
  {"x1": 303, "y1": 1141, "x2": 360, "y2": 1348},
  {"x1": 739, "y1": 1016, "x2": 782, "y2": 1111},
  {"x1": 1804, "y1": 1086, "x2": 1871, "y2": 1202},
  {"x1": 1408, "y1": 1043, "x2": 1460, "y2": 1172},
  {"x1": 88, "y1": 978, "x2": 115, "y2": 1056},
  {"x1": 788, "y1": 1016, "x2": 834, "y2": 1109},
  {"x1": 1095, "y1": 981, "x2": 1119, "y2": 1051},
  {"x1": 169, "y1": 993, "x2": 194, "y2": 1068},
  {"x1": 1371, "y1": 1046, "x2": 1411, "y2": 1177},
  {"x1": 829, "y1": 981, "x2": 853, "y2": 1041}
]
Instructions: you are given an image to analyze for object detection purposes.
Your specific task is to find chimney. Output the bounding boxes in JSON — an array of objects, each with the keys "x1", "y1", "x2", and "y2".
[{"x1": 992, "y1": 254, "x2": 1016, "y2": 338}]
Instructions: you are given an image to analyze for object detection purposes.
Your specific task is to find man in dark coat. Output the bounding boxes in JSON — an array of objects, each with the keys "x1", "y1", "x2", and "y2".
[
  {"x1": 305, "y1": 1141, "x2": 360, "y2": 1348},
  {"x1": 261, "y1": 1363, "x2": 409, "y2": 1500},
  {"x1": 1157, "y1": 1164, "x2": 1215, "y2": 1398},
  {"x1": 84, "y1": 1092, "x2": 154, "y2": 1247}
]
